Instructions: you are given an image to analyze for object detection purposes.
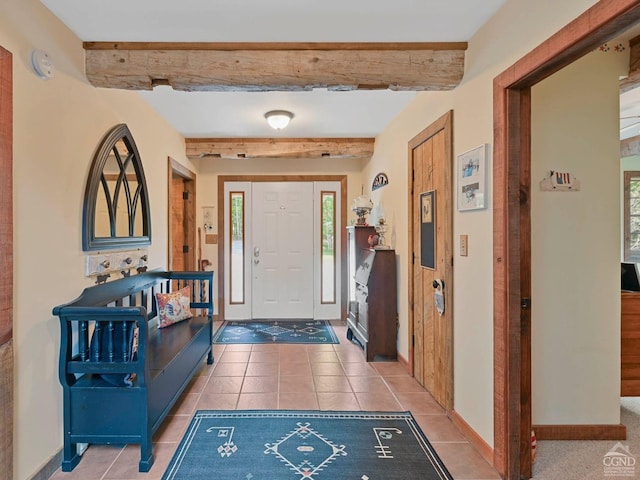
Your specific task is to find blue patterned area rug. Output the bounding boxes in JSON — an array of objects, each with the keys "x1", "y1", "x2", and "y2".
[
  {"x1": 162, "y1": 410, "x2": 453, "y2": 480},
  {"x1": 213, "y1": 320, "x2": 339, "y2": 344}
]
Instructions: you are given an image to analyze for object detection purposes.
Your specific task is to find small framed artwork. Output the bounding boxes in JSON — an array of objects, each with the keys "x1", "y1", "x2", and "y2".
[
  {"x1": 420, "y1": 190, "x2": 436, "y2": 269},
  {"x1": 457, "y1": 144, "x2": 488, "y2": 211}
]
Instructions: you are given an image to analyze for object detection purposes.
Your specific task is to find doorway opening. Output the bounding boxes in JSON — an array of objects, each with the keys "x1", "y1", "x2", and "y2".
[
  {"x1": 492, "y1": 2, "x2": 640, "y2": 478},
  {"x1": 168, "y1": 158, "x2": 196, "y2": 271}
]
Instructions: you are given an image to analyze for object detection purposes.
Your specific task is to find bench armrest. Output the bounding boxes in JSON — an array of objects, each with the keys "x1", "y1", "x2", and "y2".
[
  {"x1": 166, "y1": 271, "x2": 214, "y2": 314},
  {"x1": 58, "y1": 307, "x2": 150, "y2": 387}
]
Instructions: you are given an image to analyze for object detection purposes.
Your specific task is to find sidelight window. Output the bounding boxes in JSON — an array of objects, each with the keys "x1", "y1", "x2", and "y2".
[
  {"x1": 321, "y1": 191, "x2": 336, "y2": 304},
  {"x1": 229, "y1": 192, "x2": 245, "y2": 304}
]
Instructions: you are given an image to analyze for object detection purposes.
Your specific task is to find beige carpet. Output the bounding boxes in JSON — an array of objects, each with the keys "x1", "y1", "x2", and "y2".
[{"x1": 532, "y1": 398, "x2": 640, "y2": 479}]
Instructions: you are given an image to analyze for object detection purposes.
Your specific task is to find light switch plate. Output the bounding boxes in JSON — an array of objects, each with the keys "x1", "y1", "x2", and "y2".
[{"x1": 460, "y1": 235, "x2": 468, "y2": 256}]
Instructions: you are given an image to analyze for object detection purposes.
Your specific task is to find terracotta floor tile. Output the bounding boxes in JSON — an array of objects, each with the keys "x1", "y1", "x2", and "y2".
[
  {"x1": 373, "y1": 361, "x2": 410, "y2": 376},
  {"x1": 184, "y1": 375, "x2": 209, "y2": 394},
  {"x1": 316, "y1": 392, "x2": 360, "y2": 410},
  {"x1": 279, "y1": 375, "x2": 315, "y2": 393},
  {"x1": 218, "y1": 350, "x2": 251, "y2": 363},
  {"x1": 48, "y1": 445, "x2": 123, "y2": 480},
  {"x1": 311, "y1": 343, "x2": 337, "y2": 352},
  {"x1": 221, "y1": 343, "x2": 252, "y2": 352},
  {"x1": 169, "y1": 392, "x2": 199, "y2": 415},
  {"x1": 384, "y1": 375, "x2": 428, "y2": 393},
  {"x1": 341, "y1": 361, "x2": 379, "y2": 376},
  {"x1": 355, "y1": 391, "x2": 403, "y2": 411},
  {"x1": 195, "y1": 393, "x2": 239, "y2": 410},
  {"x1": 413, "y1": 414, "x2": 467, "y2": 442},
  {"x1": 245, "y1": 362, "x2": 279, "y2": 376},
  {"x1": 347, "y1": 376, "x2": 391, "y2": 393},
  {"x1": 236, "y1": 392, "x2": 278, "y2": 409},
  {"x1": 279, "y1": 362, "x2": 312, "y2": 376},
  {"x1": 153, "y1": 414, "x2": 190, "y2": 443},
  {"x1": 310, "y1": 362, "x2": 345, "y2": 376},
  {"x1": 241, "y1": 375, "x2": 279, "y2": 393},
  {"x1": 103, "y1": 442, "x2": 177, "y2": 480},
  {"x1": 194, "y1": 362, "x2": 215, "y2": 378},
  {"x1": 250, "y1": 343, "x2": 280, "y2": 352},
  {"x1": 308, "y1": 350, "x2": 340, "y2": 363},
  {"x1": 278, "y1": 344, "x2": 309, "y2": 356},
  {"x1": 203, "y1": 376, "x2": 243, "y2": 394},
  {"x1": 431, "y1": 442, "x2": 501, "y2": 479},
  {"x1": 395, "y1": 392, "x2": 445, "y2": 415},
  {"x1": 249, "y1": 351, "x2": 280, "y2": 363},
  {"x1": 279, "y1": 391, "x2": 319, "y2": 410},
  {"x1": 314, "y1": 375, "x2": 353, "y2": 393},
  {"x1": 211, "y1": 362, "x2": 248, "y2": 377},
  {"x1": 336, "y1": 348, "x2": 367, "y2": 363},
  {"x1": 212, "y1": 344, "x2": 226, "y2": 356}
]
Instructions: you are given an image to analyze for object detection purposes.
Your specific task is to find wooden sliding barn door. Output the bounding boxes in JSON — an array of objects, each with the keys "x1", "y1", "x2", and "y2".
[{"x1": 408, "y1": 111, "x2": 453, "y2": 410}]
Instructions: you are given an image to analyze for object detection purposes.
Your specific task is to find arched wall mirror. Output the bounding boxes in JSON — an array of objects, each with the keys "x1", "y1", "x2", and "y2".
[{"x1": 82, "y1": 124, "x2": 151, "y2": 251}]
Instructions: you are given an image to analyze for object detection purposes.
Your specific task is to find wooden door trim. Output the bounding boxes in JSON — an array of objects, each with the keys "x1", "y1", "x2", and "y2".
[
  {"x1": 217, "y1": 175, "x2": 347, "y2": 321},
  {"x1": 493, "y1": 1, "x2": 640, "y2": 478},
  {"x1": 407, "y1": 110, "x2": 454, "y2": 411},
  {"x1": 0, "y1": 45, "x2": 13, "y2": 480},
  {"x1": 168, "y1": 158, "x2": 197, "y2": 270}
]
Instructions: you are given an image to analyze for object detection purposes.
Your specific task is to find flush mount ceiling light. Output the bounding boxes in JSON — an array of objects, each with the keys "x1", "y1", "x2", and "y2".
[{"x1": 265, "y1": 110, "x2": 294, "y2": 130}]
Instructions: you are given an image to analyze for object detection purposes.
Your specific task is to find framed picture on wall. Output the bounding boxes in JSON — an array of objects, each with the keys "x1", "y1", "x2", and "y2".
[{"x1": 457, "y1": 144, "x2": 488, "y2": 211}]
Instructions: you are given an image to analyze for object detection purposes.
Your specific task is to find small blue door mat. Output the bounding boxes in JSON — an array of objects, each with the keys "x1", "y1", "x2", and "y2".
[{"x1": 213, "y1": 319, "x2": 339, "y2": 344}]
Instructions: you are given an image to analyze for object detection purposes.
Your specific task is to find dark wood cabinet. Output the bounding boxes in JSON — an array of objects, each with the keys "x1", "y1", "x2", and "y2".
[
  {"x1": 346, "y1": 226, "x2": 398, "y2": 361},
  {"x1": 622, "y1": 291, "x2": 640, "y2": 396}
]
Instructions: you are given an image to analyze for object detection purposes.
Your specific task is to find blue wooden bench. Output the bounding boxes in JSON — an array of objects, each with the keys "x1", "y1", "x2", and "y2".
[{"x1": 53, "y1": 270, "x2": 214, "y2": 472}]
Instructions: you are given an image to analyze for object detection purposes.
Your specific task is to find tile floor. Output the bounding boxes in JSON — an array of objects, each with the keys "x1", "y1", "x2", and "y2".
[{"x1": 49, "y1": 322, "x2": 500, "y2": 480}]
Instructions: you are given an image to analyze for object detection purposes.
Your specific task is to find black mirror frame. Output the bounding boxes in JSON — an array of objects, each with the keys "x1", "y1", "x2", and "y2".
[{"x1": 82, "y1": 124, "x2": 151, "y2": 251}]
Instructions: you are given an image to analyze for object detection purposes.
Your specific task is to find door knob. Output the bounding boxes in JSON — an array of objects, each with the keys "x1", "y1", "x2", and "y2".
[{"x1": 254, "y1": 258, "x2": 260, "y2": 265}]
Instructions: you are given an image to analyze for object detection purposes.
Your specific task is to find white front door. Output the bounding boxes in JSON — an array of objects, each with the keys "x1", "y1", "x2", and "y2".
[
  {"x1": 251, "y1": 182, "x2": 314, "y2": 318},
  {"x1": 223, "y1": 180, "x2": 340, "y2": 321}
]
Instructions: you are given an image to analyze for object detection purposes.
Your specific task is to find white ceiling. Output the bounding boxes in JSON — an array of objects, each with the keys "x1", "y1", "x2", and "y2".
[{"x1": 40, "y1": 0, "x2": 507, "y2": 138}]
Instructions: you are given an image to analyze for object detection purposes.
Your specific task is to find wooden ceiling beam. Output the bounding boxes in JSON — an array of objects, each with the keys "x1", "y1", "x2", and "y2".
[
  {"x1": 83, "y1": 42, "x2": 467, "y2": 92},
  {"x1": 185, "y1": 137, "x2": 375, "y2": 160}
]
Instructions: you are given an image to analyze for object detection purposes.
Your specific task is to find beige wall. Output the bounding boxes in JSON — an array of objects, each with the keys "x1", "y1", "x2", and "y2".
[
  {"x1": 531, "y1": 49, "x2": 627, "y2": 425},
  {"x1": 365, "y1": 0, "x2": 611, "y2": 447},
  {"x1": 0, "y1": 0, "x2": 626, "y2": 476},
  {"x1": 0, "y1": 0, "x2": 195, "y2": 478}
]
